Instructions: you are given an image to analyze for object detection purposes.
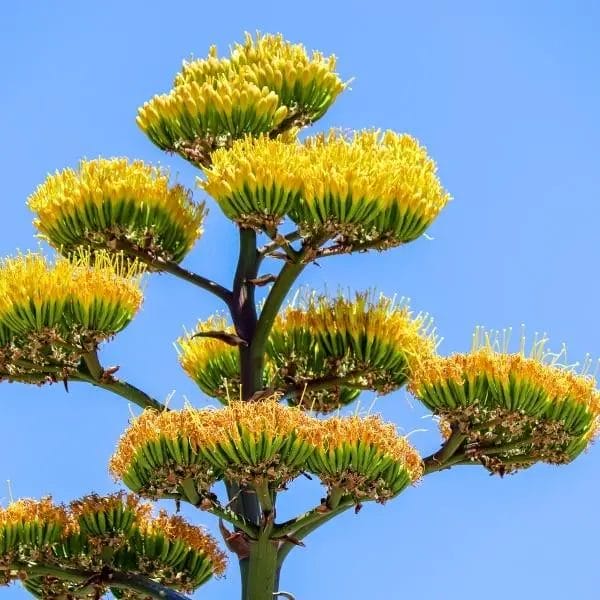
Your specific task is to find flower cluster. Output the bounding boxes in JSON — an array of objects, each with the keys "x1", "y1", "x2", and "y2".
[
  {"x1": 137, "y1": 32, "x2": 345, "y2": 166},
  {"x1": 267, "y1": 292, "x2": 437, "y2": 412},
  {"x1": 177, "y1": 316, "x2": 243, "y2": 399},
  {"x1": 409, "y1": 328, "x2": 600, "y2": 474},
  {"x1": 307, "y1": 415, "x2": 424, "y2": 501},
  {"x1": 201, "y1": 130, "x2": 450, "y2": 248},
  {"x1": 0, "y1": 494, "x2": 226, "y2": 596},
  {"x1": 28, "y1": 158, "x2": 204, "y2": 264},
  {"x1": 0, "y1": 252, "x2": 142, "y2": 383},
  {"x1": 110, "y1": 400, "x2": 422, "y2": 504}
]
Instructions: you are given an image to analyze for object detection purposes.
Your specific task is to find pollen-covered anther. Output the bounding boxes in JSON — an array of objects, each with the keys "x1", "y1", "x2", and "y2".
[
  {"x1": 138, "y1": 32, "x2": 345, "y2": 165},
  {"x1": 0, "y1": 252, "x2": 143, "y2": 383},
  {"x1": 306, "y1": 415, "x2": 423, "y2": 502},
  {"x1": 409, "y1": 328, "x2": 600, "y2": 473},
  {"x1": 28, "y1": 158, "x2": 204, "y2": 264},
  {"x1": 110, "y1": 400, "x2": 316, "y2": 498},
  {"x1": 267, "y1": 292, "x2": 437, "y2": 413}
]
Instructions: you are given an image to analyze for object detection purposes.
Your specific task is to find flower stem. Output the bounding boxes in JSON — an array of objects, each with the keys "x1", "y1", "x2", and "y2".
[{"x1": 244, "y1": 534, "x2": 279, "y2": 600}]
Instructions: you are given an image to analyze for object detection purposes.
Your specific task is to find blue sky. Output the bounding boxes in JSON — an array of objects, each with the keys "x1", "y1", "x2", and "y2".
[{"x1": 1, "y1": 1, "x2": 599, "y2": 598}]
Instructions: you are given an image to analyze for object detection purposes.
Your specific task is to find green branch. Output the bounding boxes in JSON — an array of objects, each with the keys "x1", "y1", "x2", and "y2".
[
  {"x1": 276, "y1": 501, "x2": 354, "y2": 567},
  {"x1": 258, "y1": 230, "x2": 303, "y2": 258},
  {"x1": 422, "y1": 431, "x2": 467, "y2": 475},
  {"x1": 75, "y1": 352, "x2": 166, "y2": 412},
  {"x1": 3, "y1": 563, "x2": 190, "y2": 600}
]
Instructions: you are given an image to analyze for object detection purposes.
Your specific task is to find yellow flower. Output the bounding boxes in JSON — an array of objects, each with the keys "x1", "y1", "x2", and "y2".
[
  {"x1": 1, "y1": 494, "x2": 226, "y2": 595},
  {"x1": 0, "y1": 252, "x2": 142, "y2": 380},
  {"x1": 198, "y1": 130, "x2": 450, "y2": 244},
  {"x1": 307, "y1": 414, "x2": 423, "y2": 501},
  {"x1": 138, "y1": 33, "x2": 345, "y2": 165},
  {"x1": 409, "y1": 328, "x2": 600, "y2": 472},
  {"x1": 268, "y1": 291, "x2": 437, "y2": 412},
  {"x1": 291, "y1": 130, "x2": 451, "y2": 246},
  {"x1": 28, "y1": 158, "x2": 204, "y2": 264},
  {"x1": 177, "y1": 316, "x2": 242, "y2": 400},
  {"x1": 69, "y1": 492, "x2": 152, "y2": 537},
  {"x1": 200, "y1": 134, "x2": 304, "y2": 228},
  {"x1": 0, "y1": 497, "x2": 71, "y2": 554},
  {"x1": 137, "y1": 510, "x2": 227, "y2": 581}
]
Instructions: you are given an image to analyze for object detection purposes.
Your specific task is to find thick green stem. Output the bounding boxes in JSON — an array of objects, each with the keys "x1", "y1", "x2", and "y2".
[
  {"x1": 244, "y1": 535, "x2": 279, "y2": 600},
  {"x1": 422, "y1": 431, "x2": 466, "y2": 474},
  {"x1": 251, "y1": 260, "x2": 306, "y2": 371}
]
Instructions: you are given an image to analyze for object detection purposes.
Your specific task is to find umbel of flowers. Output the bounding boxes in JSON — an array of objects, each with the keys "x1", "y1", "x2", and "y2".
[
  {"x1": 0, "y1": 493, "x2": 226, "y2": 597},
  {"x1": 137, "y1": 33, "x2": 347, "y2": 165},
  {"x1": 110, "y1": 400, "x2": 423, "y2": 506},
  {"x1": 4, "y1": 30, "x2": 600, "y2": 600},
  {"x1": 28, "y1": 158, "x2": 205, "y2": 264},
  {"x1": 201, "y1": 130, "x2": 451, "y2": 249},
  {"x1": 409, "y1": 328, "x2": 600, "y2": 475},
  {"x1": 0, "y1": 252, "x2": 142, "y2": 384}
]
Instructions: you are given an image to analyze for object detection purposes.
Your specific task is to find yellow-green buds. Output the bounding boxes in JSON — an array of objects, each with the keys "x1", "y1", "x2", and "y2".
[
  {"x1": 0, "y1": 252, "x2": 142, "y2": 383},
  {"x1": 307, "y1": 415, "x2": 423, "y2": 502},
  {"x1": 28, "y1": 158, "x2": 204, "y2": 264},
  {"x1": 0, "y1": 493, "x2": 226, "y2": 596},
  {"x1": 177, "y1": 315, "x2": 274, "y2": 401},
  {"x1": 110, "y1": 401, "x2": 315, "y2": 499},
  {"x1": 268, "y1": 292, "x2": 437, "y2": 413},
  {"x1": 137, "y1": 33, "x2": 345, "y2": 165},
  {"x1": 409, "y1": 328, "x2": 600, "y2": 474}
]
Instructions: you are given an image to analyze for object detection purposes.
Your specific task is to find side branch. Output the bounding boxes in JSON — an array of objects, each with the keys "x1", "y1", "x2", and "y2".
[
  {"x1": 422, "y1": 431, "x2": 467, "y2": 475},
  {"x1": 3, "y1": 563, "x2": 190, "y2": 600},
  {"x1": 112, "y1": 239, "x2": 233, "y2": 305},
  {"x1": 281, "y1": 370, "x2": 369, "y2": 401},
  {"x1": 75, "y1": 351, "x2": 166, "y2": 412}
]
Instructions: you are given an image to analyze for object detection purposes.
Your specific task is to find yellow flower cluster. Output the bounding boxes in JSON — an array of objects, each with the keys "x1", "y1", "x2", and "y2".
[
  {"x1": 177, "y1": 316, "x2": 241, "y2": 399},
  {"x1": 0, "y1": 252, "x2": 142, "y2": 342},
  {"x1": 309, "y1": 414, "x2": 424, "y2": 482},
  {"x1": 0, "y1": 493, "x2": 226, "y2": 594},
  {"x1": 410, "y1": 343, "x2": 600, "y2": 418},
  {"x1": 137, "y1": 33, "x2": 345, "y2": 164},
  {"x1": 111, "y1": 400, "x2": 422, "y2": 502},
  {"x1": 201, "y1": 130, "x2": 450, "y2": 243},
  {"x1": 110, "y1": 400, "x2": 313, "y2": 489},
  {"x1": 268, "y1": 292, "x2": 437, "y2": 411},
  {"x1": 200, "y1": 135, "x2": 305, "y2": 227},
  {"x1": 0, "y1": 497, "x2": 71, "y2": 551},
  {"x1": 28, "y1": 158, "x2": 204, "y2": 263},
  {"x1": 138, "y1": 510, "x2": 227, "y2": 576},
  {"x1": 409, "y1": 329, "x2": 600, "y2": 469}
]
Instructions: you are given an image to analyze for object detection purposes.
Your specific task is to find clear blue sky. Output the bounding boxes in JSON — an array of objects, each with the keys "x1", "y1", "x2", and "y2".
[{"x1": 1, "y1": 2, "x2": 599, "y2": 599}]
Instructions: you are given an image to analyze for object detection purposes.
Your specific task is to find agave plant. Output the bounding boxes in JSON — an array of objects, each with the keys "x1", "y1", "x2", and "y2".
[{"x1": 2, "y1": 31, "x2": 598, "y2": 600}]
